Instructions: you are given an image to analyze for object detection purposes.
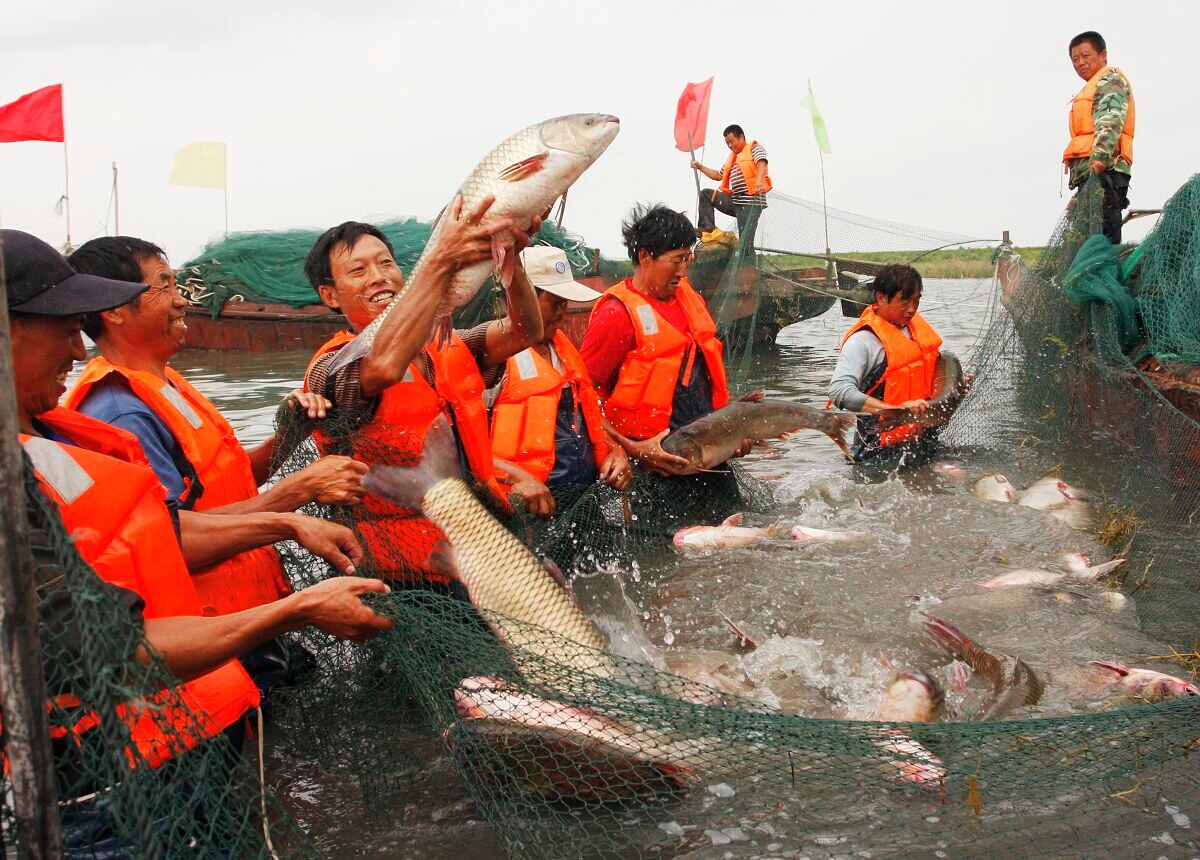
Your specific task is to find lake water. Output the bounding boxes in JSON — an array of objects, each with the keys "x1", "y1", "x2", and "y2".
[{"x1": 152, "y1": 277, "x2": 1196, "y2": 856}]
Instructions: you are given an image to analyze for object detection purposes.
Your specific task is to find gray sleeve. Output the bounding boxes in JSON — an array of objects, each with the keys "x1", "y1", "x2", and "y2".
[{"x1": 828, "y1": 330, "x2": 885, "y2": 410}]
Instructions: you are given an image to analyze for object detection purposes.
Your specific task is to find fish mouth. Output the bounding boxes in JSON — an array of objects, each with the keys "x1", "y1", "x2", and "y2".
[{"x1": 896, "y1": 670, "x2": 945, "y2": 710}]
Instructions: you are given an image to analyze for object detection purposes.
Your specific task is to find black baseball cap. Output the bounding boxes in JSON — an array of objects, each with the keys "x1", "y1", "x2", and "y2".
[{"x1": 2, "y1": 229, "x2": 147, "y2": 315}]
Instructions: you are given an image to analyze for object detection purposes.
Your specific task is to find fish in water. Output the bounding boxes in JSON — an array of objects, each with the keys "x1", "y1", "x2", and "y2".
[
  {"x1": 325, "y1": 113, "x2": 620, "y2": 375},
  {"x1": 790, "y1": 526, "x2": 861, "y2": 543},
  {"x1": 874, "y1": 351, "x2": 968, "y2": 433},
  {"x1": 972, "y1": 473, "x2": 1017, "y2": 502},
  {"x1": 1016, "y1": 477, "x2": 1072, "y2": 512},
  {"x1": 660, "y1": 391, "x2": 857, "y2": 472},
  {"x1": 672, "y1": 513, "x2": 781, "y2": 550},
  {"x1": 932, "y1": 462, "x2": 967, "y2": 478},
  {"x1": 1088, "y1": 662, "x2": 1200, "y2": 702},
  {"x1": 447, "y1": 675, "x2": 689, "y2": 802},
  {"x1": 922, "y1": 612, "x2": 1043, "y2": 720},
  {"x1": 871, "y1": 671, "x2": 947, "y2": 785},
  {"x1": 980, "y1": 557, "x2": 1125, "y2": 590},
  {"x1": 363, "y1": 416, "x2": 615, "y2": 680}
]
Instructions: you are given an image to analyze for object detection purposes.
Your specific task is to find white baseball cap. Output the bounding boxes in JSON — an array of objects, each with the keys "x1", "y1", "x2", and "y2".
[{"x1": 519, "y1": 246, "x2": 602, "y2": 302}]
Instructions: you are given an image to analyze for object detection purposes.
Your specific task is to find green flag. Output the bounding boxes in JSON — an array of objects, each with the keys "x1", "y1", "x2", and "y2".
[{"x1": 799, "y1": 80, "x2": 831, "y2": 154}]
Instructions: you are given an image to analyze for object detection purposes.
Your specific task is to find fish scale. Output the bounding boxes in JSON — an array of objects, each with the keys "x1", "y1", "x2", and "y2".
[{"x1": 422, "y1": 478, "x2": 614, "y2": 678}]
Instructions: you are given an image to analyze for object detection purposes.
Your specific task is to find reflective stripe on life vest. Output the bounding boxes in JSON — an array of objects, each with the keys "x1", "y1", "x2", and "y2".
[
  {"x1": 839, "y1": 307, "x2": 942, "y2": 448},
  {"x1": 717, "y1": 139, "x2": 772, "y2": 196},
  {"x1": 66, "y1": 358, "x2": 292, "y2": 615},
  {"x1": 490, "y1": 330, "x2": 610, "y2": 484},
  {"x1": 593, "y1": 278, "x2": 729, "y2": 440},
  {"x1": 1063, "y1": 65, "x2": 1135, "y2": 166},
  {"x1": 24, "y1": 407, "x2": 259, "y2": 768}
]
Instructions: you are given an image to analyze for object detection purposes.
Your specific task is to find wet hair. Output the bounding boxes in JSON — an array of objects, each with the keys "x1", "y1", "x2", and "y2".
[
  {"x1": 620, "y1": 204, "x2": 696, "y2": 265},
  {"x1": 1069, "y1": 31, "x2": 1105, "y2": 54},
  {"x1": 723, "y1": 124, "x2": 745, "y2": 139},
  {"x1": 69, "y1": 236, "x2": 165, "y2": 339},
  {"x1": 304, "y1": 221, "x2": 394, "y2": 290},
  {"x1": 871, "y1": 264, "x2": 923, "y2": 301}
]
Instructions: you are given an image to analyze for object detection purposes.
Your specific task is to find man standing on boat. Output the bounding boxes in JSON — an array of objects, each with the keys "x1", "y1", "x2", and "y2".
[
  {"x1": 828, "y1": 264, "x2": 943, "y2": 463},
  {"x1": 1063, "y1": 30, "x2": 1135, "y2": 244},
  {"x1": 581, "y1": 204, "x2": 747, "y2": 477},
  {"x1": 487, "y1": 246, "x2": 631, "y2": 518},
  {"x1": 302, "y1": 197, "x2": 548, "y2": 584},
  {"x1": 691, "y1": 124, "x2": 771, "y2": 250}
]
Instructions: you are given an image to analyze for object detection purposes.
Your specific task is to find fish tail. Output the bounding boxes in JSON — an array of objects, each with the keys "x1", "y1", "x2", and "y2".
[
  {"x1": 492, "y1": 234, "x2": 516, "y2": 289},
  {"x1": 431, "y1": 314, "x2": 454, "y2": 347},
  {"x1": 921, "y1": 612, "x2": 979, "y2": 664},
  {"x1": 1076, "y1": 558, "x2": 1126, "y2": 581},
  {"x1": 362, "y1": 414, "x2": 462, "y2": 508}
]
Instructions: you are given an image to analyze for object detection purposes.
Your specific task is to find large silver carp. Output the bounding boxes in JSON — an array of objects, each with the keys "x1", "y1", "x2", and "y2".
[
  {"x1": 326, "y1": 113, "x2": 620, "y2": 375},
  {"x1": 660, "y1": 391, "x2": 857, "y2": 471},
  {"x1": 361, "y1": 416, "x2": 615, "y2": 681}
]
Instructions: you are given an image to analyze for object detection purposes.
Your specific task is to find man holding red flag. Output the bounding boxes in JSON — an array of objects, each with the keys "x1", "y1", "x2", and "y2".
[{"x1": 691, "y1": 124, "x2": 772, "y2": 250}]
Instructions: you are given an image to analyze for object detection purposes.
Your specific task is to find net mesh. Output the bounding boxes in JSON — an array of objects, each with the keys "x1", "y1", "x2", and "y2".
[{"x1": 7, "y1": 175, "x2": 1200, "y2": 857}]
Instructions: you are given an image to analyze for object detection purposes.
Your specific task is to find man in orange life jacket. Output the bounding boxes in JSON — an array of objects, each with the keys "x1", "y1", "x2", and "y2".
[
  {"x1": 581, "y1": 204, "x2": 751, "y2": 476},
  {"x1": 487, "y1": 246, "x2": 631, "y2": 517},
  {"x1": 3, "y1": 229, "x2": 392, "y2": 832},
  {"x1": 302, "y1": 195, "x2": 545, "y2": 584},
  {"x1": 65, "y1": 236, "x2": 371, "y2": 698},
  {"x1": 1064, "y1": 30, "x2": 1134, "y2": 244},
  {"x1": 828, "y1": 264, "x2": 943, "y2": 463},
  {"x1": 691, "y1": 125, "x2": 771, "y2": 250}
]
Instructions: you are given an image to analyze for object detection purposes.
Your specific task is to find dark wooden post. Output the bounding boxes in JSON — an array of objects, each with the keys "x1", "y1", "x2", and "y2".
[{"x1": 0, "y1": 237, "x2": 63, "y2": 856}]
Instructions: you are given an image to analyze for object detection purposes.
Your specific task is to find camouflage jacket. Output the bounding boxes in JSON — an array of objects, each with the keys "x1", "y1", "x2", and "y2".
[{"x1": 1069, "y1": 67, "x2": 1133, "y2": 187}]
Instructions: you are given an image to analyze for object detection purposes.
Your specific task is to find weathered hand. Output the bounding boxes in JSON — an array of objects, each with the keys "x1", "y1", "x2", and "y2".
[
  {"x1": 731, "y1": 437, "x2": 755, "y2": 458},
  {"x1": 285, "y1": 388, "x2": 329, "y2": 419},
  {"x1": 629, "y1": 431, "x2": 693, "y2": 476},
  {"x1": 899, "y1": 398, "x2": 930, "y2": 416},
  {"x1": 299, "y1": 577, "x2": 394, "y2": 644},
  {"x1": 288, "y1": 514, "x2": 364, "y2": 574},
  {"x1": 598, "y1": 446, "x2": 632, "y2": 490},
  {"x1": 297, "y1": 455, "x2": 369, "y2": 506},
  {"x1": 511, "y1": 212, "x2": 544, "y2": 256},
  {"x1": 432, "y1": 194, "x2": 513, "y2": 273},
  {"x1": 690, "y1": 159, "x2": 703, "y2": 171},
  {"x1": 511, "y1": 474, "x2": 555, "y2": 518},
  {"x1": 1089, "y1": 160, "x2": 1108, "y2": 175}
]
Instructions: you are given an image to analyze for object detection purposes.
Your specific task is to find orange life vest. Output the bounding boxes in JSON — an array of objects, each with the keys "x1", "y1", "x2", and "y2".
[
  {"x1": 66, "y1": 358, "x2": 292, "y2": 616},
  {"x1": 23, "y1": 407, "x2": 259, "y2": 769},
  {"x1": 305, "y1": 330, "x2": 505, "y2": 585},
  {"x1": 1063, "y1": 65, "x2": 1135, "y2": 166},
  {"x1": 840, "y1": 307, "x2": 942, "y2": 448},
  {"x1": 594, "y1": 279, "x2": 729, "y2": 440},
  {"x1": 718, "y1": 140, "x2": 772, "y2": 196},
  {"x1": 490, "y1": 330, "x2": 610, "y2": 484}
]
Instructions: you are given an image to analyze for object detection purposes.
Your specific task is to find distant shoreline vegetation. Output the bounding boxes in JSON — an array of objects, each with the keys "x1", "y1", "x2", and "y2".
[{"x1": 759, "y1": 246, "x2": 1045, "y2": 279}]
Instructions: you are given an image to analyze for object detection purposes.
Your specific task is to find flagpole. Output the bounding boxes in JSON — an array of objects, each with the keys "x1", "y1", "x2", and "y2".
[
  {"x1": 686, "y1": 131, "x2": 702, "y2": 225},
  {"x1": 111, "y1": 162, "x2": 119, "y2": 235},
  {"x1": 818, "y1": 146, "x2": 832, "y2": 273},
  {"x1": 61, "y1": 143, "x2": 71, "y2": 252}
]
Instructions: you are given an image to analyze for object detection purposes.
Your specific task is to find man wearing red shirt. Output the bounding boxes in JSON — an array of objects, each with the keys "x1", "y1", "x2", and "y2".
[{"x1": 581, "y1": 204, "x2": 747, "y2": 476}]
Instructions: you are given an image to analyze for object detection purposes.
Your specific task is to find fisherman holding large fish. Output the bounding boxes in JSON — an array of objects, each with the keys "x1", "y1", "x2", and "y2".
[
  {"x1": 302, "y1": 113, "x2": 621, "y2": 584},
  {"x1": 828, "y1": 264, "x2": 970, "y2": 463}
]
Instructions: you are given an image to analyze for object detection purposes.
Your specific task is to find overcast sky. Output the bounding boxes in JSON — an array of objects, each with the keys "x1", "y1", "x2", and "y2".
[{"x1": 1, "y1": 0, "x2": 1195, "y2": 266}]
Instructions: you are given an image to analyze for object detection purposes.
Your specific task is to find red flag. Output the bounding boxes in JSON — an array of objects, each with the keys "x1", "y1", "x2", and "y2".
[
  {"x1": 674, "y1": 77, "x2": 713, "y2": 152},
  {"x1": 0, "y1": 84, "x2": 64, "y2": 143}
]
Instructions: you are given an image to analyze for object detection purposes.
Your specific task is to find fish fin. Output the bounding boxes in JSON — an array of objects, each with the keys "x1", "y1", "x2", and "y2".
[
  {"x1": 1087, "y1": 660, "x2": 1130, "y2": 679},
  {"x1": 492, "y1": 234, "x2": 516, "y2": 289},
  {"x1": 1076, "y1": 558, "x2": 1126, "y2": 581},
  {"x1": 431, "y1": 313, "x2": 454, "y2": 347},
  {"x1": 764, "y1": 519, "x2": 783, "y2": 537},
  {"x1": 717, "y1": 609, "x2": 757, "y2": 650},
  {"x1": 720, "y1": 513, "x2": 744, "y2": 528},
  {"x1": 541, "y1": 557, "x2": 572, "y2": 593},
  {"x1": 427, "y1": 538, "x2": 461, "y2": 581},
  {"x1": 362, "y1": 414, "x2": 462, "y2": 507},
  {"x1": 736, "y1": 390, "x2": 765, "y2": 403},
  {"x1": 322, "y1": 332, "x2": 370, "y2": 377},
  {"x1": 497, "y1": 151, "x2": 549, "y2": 182}
]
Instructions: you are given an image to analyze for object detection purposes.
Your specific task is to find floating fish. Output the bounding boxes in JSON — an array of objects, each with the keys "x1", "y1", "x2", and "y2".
[
  {"x1": 672, "y1": 513, "x2": 780, "y2": 550},
  {"x1": 1088, "y1": 662, "x2": 1200, "y2": 702},
  {"x1": 326, "y1": 113, "x2": 619, "y2": 374},
  {"x1": 922, "y1": 612, "x2": 1043, "y2": 720},
  {"x1": 790, "y1": 526, "x2": 862, "y2": 543},
  {"x1": 661, "y1": 391, "x2": 857, "y2": 472},
  {"x1": 1016, "y1": 477, "x2": 1072, "y2": 512},
  {"x1": 871, "y1": 671, "x2": 947, "y2": 786},
  {"x1": 972, "y1": 473, "x2": 1017, "y2": 503},
  {"x1": 980, "y1": 558, "x2": 1124, "y2": 590}
]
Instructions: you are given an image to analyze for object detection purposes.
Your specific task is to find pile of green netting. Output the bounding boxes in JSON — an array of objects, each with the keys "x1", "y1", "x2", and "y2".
[
  {"x1": 177, "y1": 218, "x2": 619, "y2": 317},
  {"x1": 1, "y1": 457, "x2": 311, "y2": 857}
]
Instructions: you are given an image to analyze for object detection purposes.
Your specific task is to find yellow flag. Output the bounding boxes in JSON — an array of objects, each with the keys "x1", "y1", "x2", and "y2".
[{"x1": 170, "y1": 142, "x2": 226, "y2": 189}]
